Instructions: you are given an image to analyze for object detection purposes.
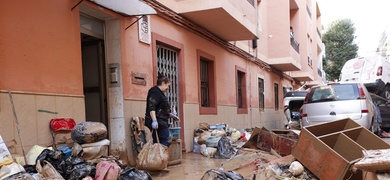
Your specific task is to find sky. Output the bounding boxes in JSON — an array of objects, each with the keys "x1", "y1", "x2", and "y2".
[{"x1": 317, "y1": 0, "x2": 390, "y2": 56}]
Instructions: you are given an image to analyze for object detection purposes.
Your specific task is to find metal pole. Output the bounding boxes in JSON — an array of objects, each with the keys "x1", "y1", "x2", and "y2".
[{"x1": 8, "y1": 91, "x2": 28, "y2": 164}]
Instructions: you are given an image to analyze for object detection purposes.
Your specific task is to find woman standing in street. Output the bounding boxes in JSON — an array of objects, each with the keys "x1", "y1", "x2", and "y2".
[{"x1": 144, "y1": 74, "x2": 179, "y2": 147}]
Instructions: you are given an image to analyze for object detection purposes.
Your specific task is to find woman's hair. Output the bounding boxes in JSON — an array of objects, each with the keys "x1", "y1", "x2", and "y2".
[{"x1": 157, "y1": 74, "x2": 170, "y2": 85}]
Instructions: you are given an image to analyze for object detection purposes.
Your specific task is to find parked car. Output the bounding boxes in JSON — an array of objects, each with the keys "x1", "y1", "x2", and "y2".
[
  {"x1": 283, "y1": 90, "x2": 308, "y2": 129},
  {"x1": 300, "y1": 82, "x2": 381, "y2": 134}
]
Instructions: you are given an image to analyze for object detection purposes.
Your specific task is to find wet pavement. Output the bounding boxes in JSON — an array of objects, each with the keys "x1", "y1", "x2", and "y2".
[
  {"x1": 147, "y1": 135, "x2": 390, "y2": 180},
  {"x1": 150, "y1": 153, "x2": 226, "y2": 180}
]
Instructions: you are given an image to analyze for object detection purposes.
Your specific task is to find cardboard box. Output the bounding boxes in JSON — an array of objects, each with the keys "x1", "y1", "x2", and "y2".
[
  {"x1": 292, "y1": 118, "x2": 390, "y2": 180},
  {"x1": 0, "y1": 136, "x2": 13, "y2": 167}
]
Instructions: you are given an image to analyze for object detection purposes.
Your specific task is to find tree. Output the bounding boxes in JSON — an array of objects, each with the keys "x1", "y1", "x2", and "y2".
[{"x1": 322, "y1": 18, "x2": 359, "y2": 81}]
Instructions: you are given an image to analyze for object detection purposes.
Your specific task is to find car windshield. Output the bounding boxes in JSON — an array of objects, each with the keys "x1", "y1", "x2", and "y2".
[
  {"x1": 307, "y1": 84, "x2": 359, "y2": 103},
  {"x1": 284, "y1": 91, "x2": 307, "y2": 98}
]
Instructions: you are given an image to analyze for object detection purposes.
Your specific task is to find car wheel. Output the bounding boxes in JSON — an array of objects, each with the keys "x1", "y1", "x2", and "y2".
[
  {"x1": 381, "y1": 86, "x2": 390, "y2": 101},
  {"x1": 370, "y1": 118, "x2": 382, "y2": 136}
]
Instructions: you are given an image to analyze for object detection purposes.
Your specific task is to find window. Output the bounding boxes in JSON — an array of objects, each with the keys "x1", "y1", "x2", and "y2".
[
  {"x1": 274, "y1": 83, "x2": 279, "y2": 110},
  {"x1": 236, "y1": 66, "x2": 248, "y2": 114},
  {"x1": 198, "y1": 50, "x2": 216, "y2": 114},
  {"x1": 200, "y1": 59, "x2": 210, "y2": 107},
  {"x1": 258, "y1": 78, "x2": 264, "y2": 109},
  {"x1": 238, "y1": 72, "x2": 244, "y2": 108}
]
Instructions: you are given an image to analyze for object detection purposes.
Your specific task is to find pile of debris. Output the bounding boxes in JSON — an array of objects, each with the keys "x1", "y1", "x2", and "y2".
[
  {"x1": 0, "y1": 120, "x2": 152, "y2": 180},
  {"x1": 199, "y1": 118, "x2": 390, "y2": 180}
]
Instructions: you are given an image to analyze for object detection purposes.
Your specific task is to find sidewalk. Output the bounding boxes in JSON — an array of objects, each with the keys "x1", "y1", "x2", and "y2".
[{"x1": 150, "y1": 152, "x2": 226, "y2": 180}]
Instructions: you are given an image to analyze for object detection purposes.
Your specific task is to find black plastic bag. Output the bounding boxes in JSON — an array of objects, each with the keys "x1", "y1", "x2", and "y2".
[
  {"x1": 67, "y1": 162, "x2": 96, "y2": 180},
  {"x1": 201, "y1": 169, "x2": 244, "y2": 180},
  {"x1": 23, "y1": 165, "x2": 37, "y2": 173},
  {"x1": 213, "y1": 136, "x2": 236, "y2": 159},
  {"x1": 36, "y1": 149, "x2": 67, "y2": 177},
  {"x1": 118, "y1": 167, "x2": 153, "y2": 180}
]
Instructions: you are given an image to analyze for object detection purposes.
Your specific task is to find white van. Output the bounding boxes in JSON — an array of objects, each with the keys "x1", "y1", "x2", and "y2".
[{"x1": 340, "y1": 56, "x2": 390, "y2": 100}]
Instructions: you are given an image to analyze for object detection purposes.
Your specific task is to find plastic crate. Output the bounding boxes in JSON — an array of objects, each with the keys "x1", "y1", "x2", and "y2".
[{"x1": 170, "y1": 127, "x2": 181, "y2": 139}]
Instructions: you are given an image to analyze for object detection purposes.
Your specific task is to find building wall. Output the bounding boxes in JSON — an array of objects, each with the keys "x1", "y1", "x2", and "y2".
[
  {"x1": 0, "y1": 0, "x2": 85, "y2": 155},
  {"x1": 0, "y1": 0, "x2": 323, "y2": 158},
  {"x1": 123, "y1": 14, "x2": 288, "y2": 151},
  {"x1": 0, "y1": 0, "x2": 83, "y2": 95},
  {"x1": 0, "y1": 92, "x2": 85, "y2": 155}
]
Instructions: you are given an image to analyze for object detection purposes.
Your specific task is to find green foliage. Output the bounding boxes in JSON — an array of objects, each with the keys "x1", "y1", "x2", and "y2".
[{"x1": 322, "y1": 19, "x2": 359, "y2": 81}]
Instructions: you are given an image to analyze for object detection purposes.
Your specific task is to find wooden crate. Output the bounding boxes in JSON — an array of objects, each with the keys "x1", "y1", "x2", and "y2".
[
  {"x1": 168, "y1": 139, "x2": 182, "y2": 166},
  {"x1": 292, "y1": 118, "x2": 390, "y2": 180}
]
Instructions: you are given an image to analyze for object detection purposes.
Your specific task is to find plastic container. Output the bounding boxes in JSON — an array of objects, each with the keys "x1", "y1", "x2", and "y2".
[{"x1": 170, "y1": 127, "x2": 181, "y2": 139}]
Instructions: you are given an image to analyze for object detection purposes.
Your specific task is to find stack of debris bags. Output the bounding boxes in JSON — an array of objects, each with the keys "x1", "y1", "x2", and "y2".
[
  {"x1": 71, "y1": 121, "x2": 109, "y2": 160},
  {"x1": 0, "y1": 121, "x2": 154, "y2": 180},
  {"x1": 193, "y1": 123, "x2": 252, "y2": 159},
  {"x1": 202, "y1": 126, "x2": 316, "y2": 180}
]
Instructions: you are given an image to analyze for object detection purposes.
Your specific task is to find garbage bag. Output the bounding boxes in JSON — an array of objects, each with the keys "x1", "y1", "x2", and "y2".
[
  {"x1": 230, "y1": 129, "x2": 241, "y2": 142},
  {"x1": 65, "y1": 155, "x2": 96, "y2": 180},
  {"x1": 1, "y1": 171, "x2": 34, "y2": 180},
  {"x1": 71, "y1": 122, "x2": 107, "y2": 144},
  {"x1": 201, "y1": 169, "x2": 244, "y2": 180},
  {"x1": 213, "y1": 136, "x2": 236, "y2": 159},
  {"x1": 200, "y1": 144, "x2": 217, "y2": 157},
  {"x1": 36, "y1": 160, "x2": 65, "y2": 180},
  {"x1": 23, "y1": 165, "x2": 37, "y2": 174},
  {"x1": 193, "y1": 137, "x2": 201, "y2": 154},
  {"x1": 118, "y1": 167, "x2": 153, "y2": 180},
  {"x1": 66, "y1": 162, "x2": 96, "y2": 180},
  {"x1": 205, "y1": 136, "x2": 221, "y2": 148},
  {"x1": 136, "y1": 140, "x2": 168, "y2": 171},
  {"x1": 36, "y1": 149, "x2": 67, "y2": 177},
  {"x1": 94, "y1": 161, "x2": 120, "y2": 180},
  {"x1": 26, "y1": 145, "x2": 52, "y2": 165}
]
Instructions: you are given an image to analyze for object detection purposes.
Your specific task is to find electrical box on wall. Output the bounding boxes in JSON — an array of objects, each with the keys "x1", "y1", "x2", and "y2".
[{"x1": 108, "y1": 63, "x2": 120, "y2": 87}]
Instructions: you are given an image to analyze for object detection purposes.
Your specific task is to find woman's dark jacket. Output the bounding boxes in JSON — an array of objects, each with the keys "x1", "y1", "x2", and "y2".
[{"x1": 145, "y1": 86, "x2": 171, "y2": 129}]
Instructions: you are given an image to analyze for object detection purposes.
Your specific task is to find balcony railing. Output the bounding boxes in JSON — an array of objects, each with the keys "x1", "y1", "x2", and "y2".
[{"x1": 290, "y1": 38, "x2": 300, "y2": 53}]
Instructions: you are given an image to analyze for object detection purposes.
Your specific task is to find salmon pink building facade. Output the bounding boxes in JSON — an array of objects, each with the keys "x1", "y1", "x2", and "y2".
[{"x1": 0, "y1": 0, "x2": 324, "y2": 165}]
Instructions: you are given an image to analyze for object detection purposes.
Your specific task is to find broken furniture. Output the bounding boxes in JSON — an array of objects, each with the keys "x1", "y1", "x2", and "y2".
[{"x1": 292, "y1": 118, "x2": 390, "y2": 180}]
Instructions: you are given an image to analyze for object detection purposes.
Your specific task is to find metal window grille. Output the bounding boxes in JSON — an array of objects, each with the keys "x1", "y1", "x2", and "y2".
[
  {"x1": 200, "y1": 59, "x2": 210, "y2": 107},
  {"x1": 258, "y1": 78, "x2": 264, "y2": 109},
  {"x1": 237, "y1": 71, "x2": 244, "y2": 108},
  {"x1": 274, "y1": 83, "x2": 279, "y2": 110},
  {"x1": 156, "y1": 44, "x2": 180, "y2": 128}
]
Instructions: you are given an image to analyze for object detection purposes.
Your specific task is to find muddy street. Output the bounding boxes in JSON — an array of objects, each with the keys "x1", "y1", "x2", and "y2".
[{"x1": 150, "y1": 153, "x2": 226, "y2": 180}]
